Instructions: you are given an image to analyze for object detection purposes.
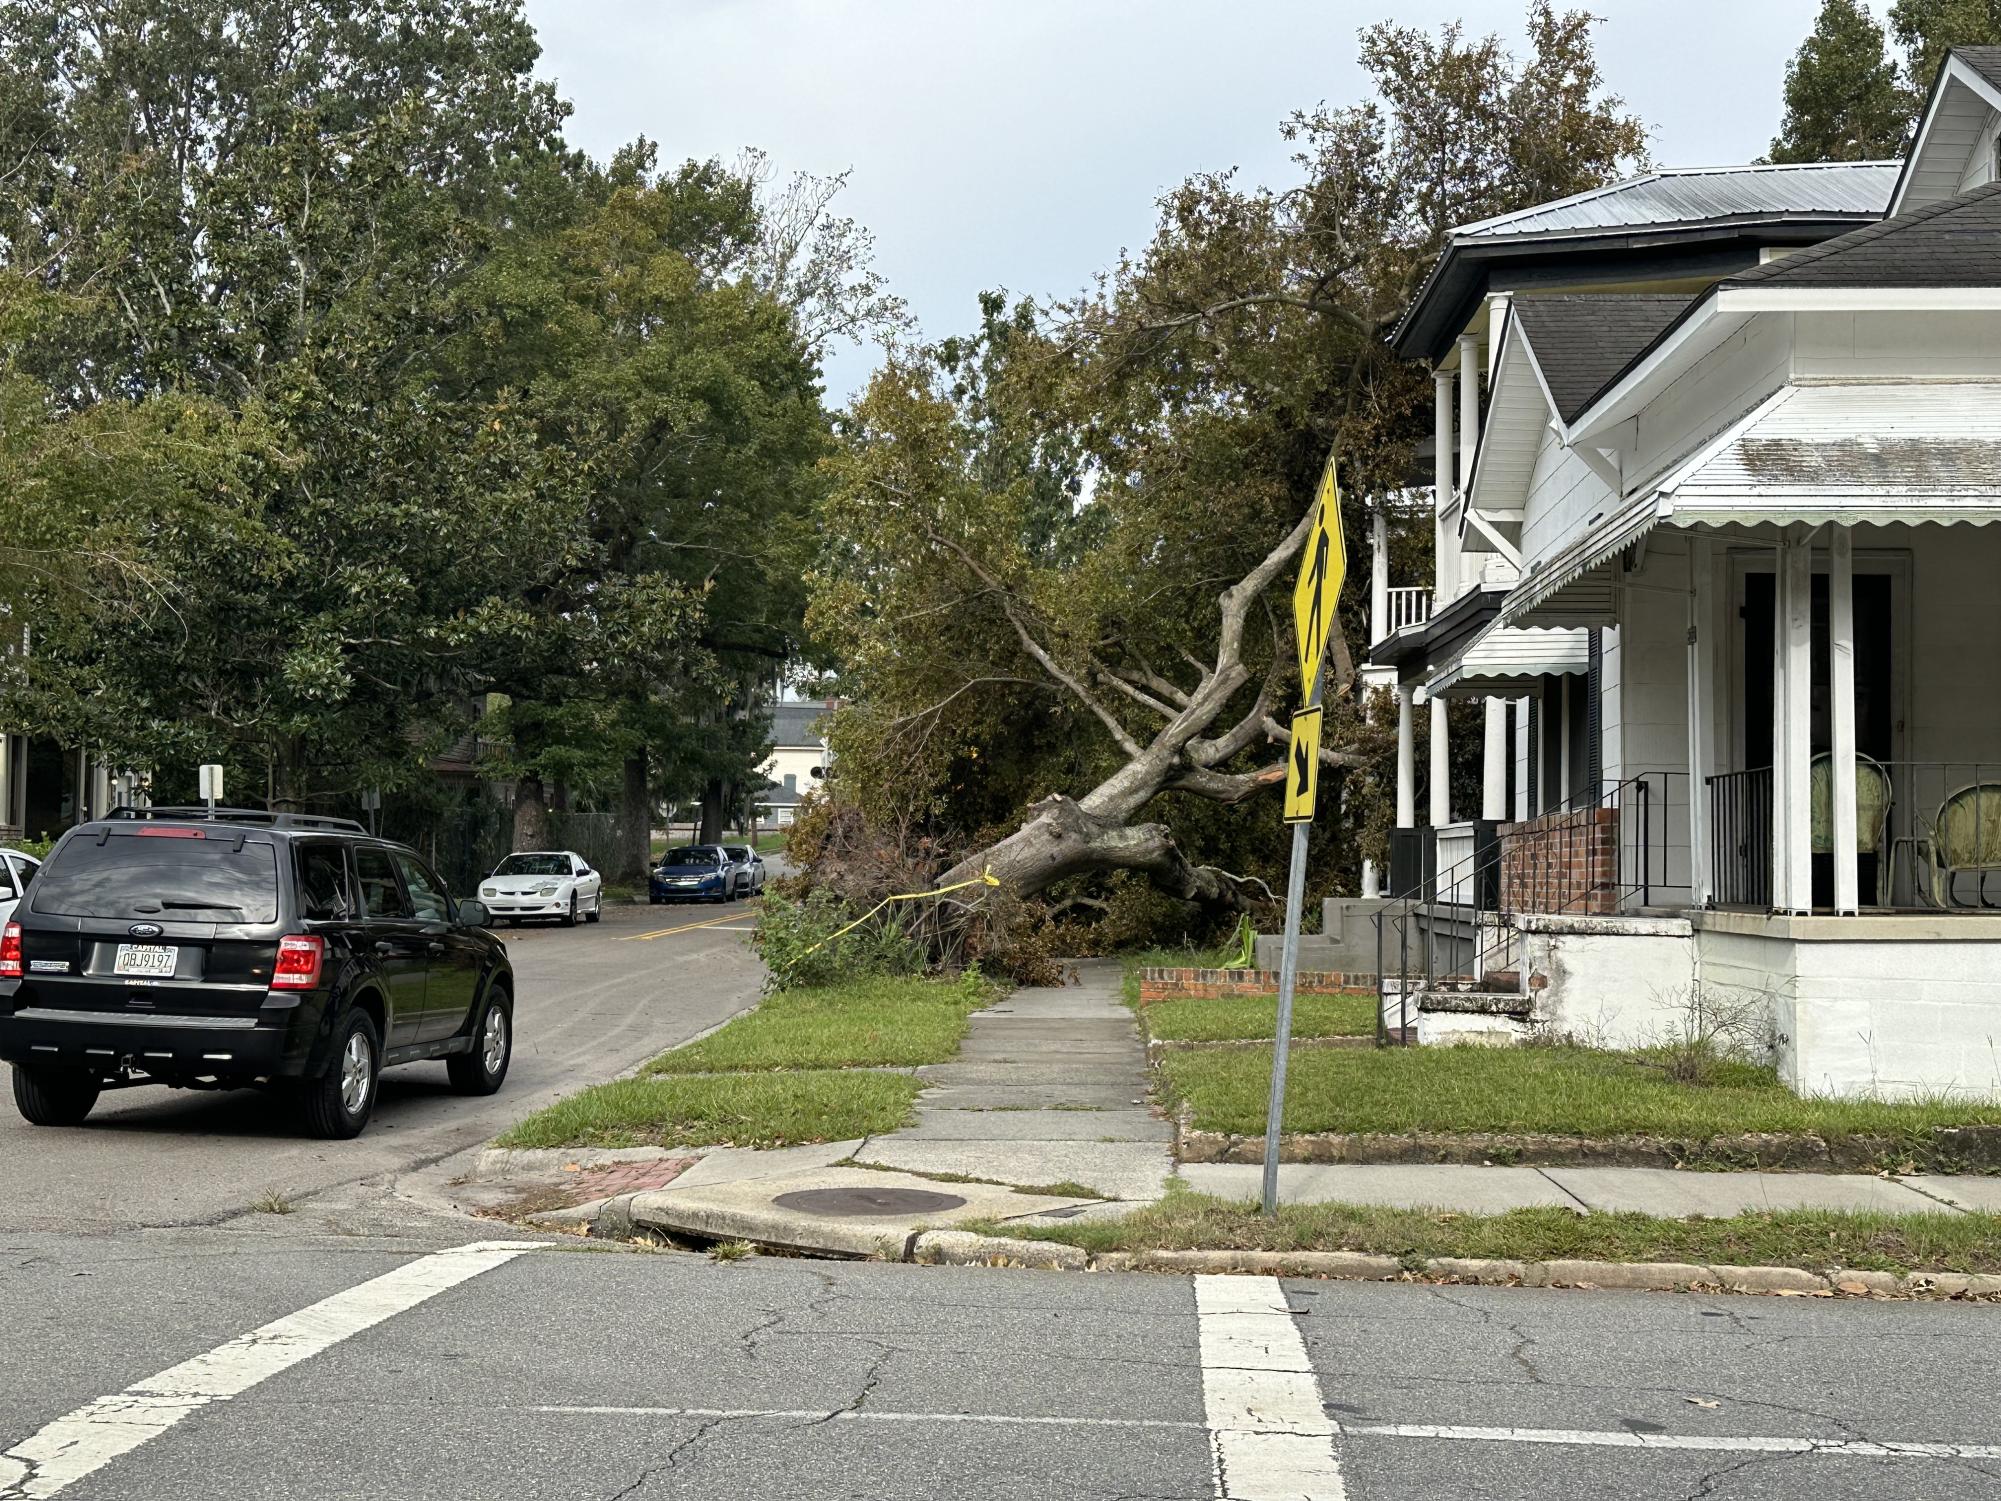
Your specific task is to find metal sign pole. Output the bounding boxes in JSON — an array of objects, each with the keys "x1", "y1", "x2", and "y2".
[{"x1": 1261, "y1": 668, "x2": 1321, "y2": 1216}]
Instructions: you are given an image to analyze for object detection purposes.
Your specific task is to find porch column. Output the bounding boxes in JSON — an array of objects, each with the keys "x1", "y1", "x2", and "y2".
[
  {"x1": 1514, "y1": 697, "x2": 1531, "y2": 822},
  {"x1": 1482, "y1": 697, "x2": 1508, "y2": 820},
  {"x1": 1830, "y1": 526, "x2": 1860, "y2": 913},
  {"x1": 1685, "y1": 535, "x2": 1714, "y2": 907},
  {"x1": 1395, "y1": 685, "x2": 1414, "y2": 828},
  {"x1": 1369, "y1": 502, "x2": 1389, "y2": 649},
  {"x1": 1772, "y1": 527, "x2": 1814, "y2": 913},
  {"x1": 1429, "y1": 693, "x2": 1451, "y2": 826},
  {"x1": 1457, "y1": 333, "x2": 1480, "y2": 491},
  {"x1": 1433, "y1": 370, "x2": 1454, "y2": 597}
]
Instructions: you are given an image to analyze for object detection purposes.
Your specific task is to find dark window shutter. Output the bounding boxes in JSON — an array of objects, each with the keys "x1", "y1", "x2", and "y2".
[{"x1": 1584, "y1": 630, "x2": 1603, "y2": 798}]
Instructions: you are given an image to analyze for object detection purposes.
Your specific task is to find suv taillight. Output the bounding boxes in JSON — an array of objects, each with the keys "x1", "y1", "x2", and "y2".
[
  {"x1": 0, "y1": 922, "x2": 20, "y2": 979},
  {"x1": 271, "y1": 934, "x2": 326, "y2": 990}
]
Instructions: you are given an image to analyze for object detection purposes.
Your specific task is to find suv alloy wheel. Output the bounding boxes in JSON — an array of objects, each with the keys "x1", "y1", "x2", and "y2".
[
  {"x1": 447, "y1": 990, "x2": 512, "y2": 1095},
  {"x1": 300, "y1": 1010, "x2": 380, "y2": 1140}
]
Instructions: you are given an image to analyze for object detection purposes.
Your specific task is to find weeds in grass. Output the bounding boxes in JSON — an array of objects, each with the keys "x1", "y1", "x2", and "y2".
[{"x1": 708, "y1": 1240, "x2": 756, "y2": 1263}]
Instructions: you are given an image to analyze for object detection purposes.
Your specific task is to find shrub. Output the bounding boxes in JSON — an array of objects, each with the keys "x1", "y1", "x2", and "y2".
[{"x1": 753, "y1": 888, "x2": 925, "y2": 991}]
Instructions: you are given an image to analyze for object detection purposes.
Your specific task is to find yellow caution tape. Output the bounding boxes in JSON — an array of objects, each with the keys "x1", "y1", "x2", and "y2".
[{"x1": 786, "y1": 867, "x2": 1002, "y2": 966}]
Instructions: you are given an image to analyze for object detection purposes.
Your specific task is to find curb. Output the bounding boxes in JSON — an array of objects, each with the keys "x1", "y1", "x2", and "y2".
[{"x1": 903, "y1": 1232, "x2": 2001, "y2": 1298}]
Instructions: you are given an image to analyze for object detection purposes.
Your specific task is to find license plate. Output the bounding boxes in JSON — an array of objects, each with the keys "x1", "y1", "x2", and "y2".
[{"x1": 114, "y1": 944, "x2": 178, "y2": 978}]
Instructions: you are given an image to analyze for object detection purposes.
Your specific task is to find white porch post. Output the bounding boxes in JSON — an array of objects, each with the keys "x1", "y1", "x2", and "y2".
[
  {"x1": 1457, "y1": 333, "x2": 1480, "y2": 492},
  {"x1": 1773, "y1": 528, "x2": 1814, "y2": 913},
  {"x1": 1830, "y1": 526, "x2": 1859, "y2": 913},
  {"x1": 1429, "y1": 694, "x2": 1451, "y2": 827},
  {"x1": 1370, "y1": 502, "x2": 1389, "y2": 649},
  {"x1": 1395, "y1": 685, "x2": 1415, "y2": 828},
  {"x1": 1482, "y1": 697, "x2": 1507, "y2": 820},
  {"x1": 1433, "y1": 370, "x2": 1454, "y2": 597},
  {"x1": 1686, "y1": 535, "x2": 1714, "y2": 907},
  {"x1": 1514, "y1": 698, "x2": 1531, "y2": 822}
]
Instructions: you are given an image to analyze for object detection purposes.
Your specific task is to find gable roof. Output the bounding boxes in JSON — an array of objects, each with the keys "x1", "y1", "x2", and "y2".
[
  {"x1": 769, "y1": 701, "x2": 827, "y2": 748},
  {"x1": 1454, "y1": 162, "x2": 1897, "y2": 241},
  {"x1": 1510, "y1": 294, "x2": 1699, "y2": 422},
  {"x1": 1893, "y1": 47, "x2": 2001, "y2": 213},
  {"x1": 1392, "y1": 162, "x2": 1894, "y2": 361},
  {"x1": 1726, "y1": 178, "x2": 2001, "y2": 289}
]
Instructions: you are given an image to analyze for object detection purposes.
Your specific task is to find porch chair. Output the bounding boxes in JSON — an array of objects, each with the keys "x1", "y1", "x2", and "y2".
[
  {"x1": 1808, "y1": 752, "x2": 1892, "y2": 906},
  {"x1": 1911, "y1": 782, "x2": 2001, "y2": 908}
]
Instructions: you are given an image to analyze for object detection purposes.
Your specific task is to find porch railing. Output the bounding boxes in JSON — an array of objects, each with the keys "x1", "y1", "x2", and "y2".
[
  {"x1": 1709, "y1": 759, "x2": 2001, "y2": 910},
  {"x1": 1707, "y1": 767, "x2": 1773, "y2": 908},
  {"x1": 1373, "y1": 771, "x2": 1688, "y2": 1045},
  {"x1": 1386, "y1": 586, "x2": 1430, "y2": 633}
]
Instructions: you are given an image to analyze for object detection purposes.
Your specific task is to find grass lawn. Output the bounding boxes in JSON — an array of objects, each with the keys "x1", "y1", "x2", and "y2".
[
  {"x1": 1160, "y1": 1042, "x2": 2001, "y2": 1144},
  {"x1": 753, "y1": 830, "x2": 790, "y2": 854},
  {"x1": 1140, "y1": 992, "x2": 1376, "y2": 1043},
  {"x1": 498, "y1": 973, "x2": 993, "y2": 1150},
  {"x1": 497, "y1": 1070, "x2": 922, "y2": 1150},
  {"x1": 644, "y1": 976, "x2": 988, "y2": 1075},
  {"x1": 1119, "y1": 944, "x2": 1244, "y2": 1005},
  {"x1": 973, "y1": 1189, "x2": 2001, "y2": 1274}
]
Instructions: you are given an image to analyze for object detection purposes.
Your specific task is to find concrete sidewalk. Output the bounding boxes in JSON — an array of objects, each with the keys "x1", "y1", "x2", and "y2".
[
  {"x1": 1178, "y1": 1162, "x2": 2001, "y2": 1217},
  {"x1": 850, "y1": 957, "x2": 1175, "y2": 1203}
]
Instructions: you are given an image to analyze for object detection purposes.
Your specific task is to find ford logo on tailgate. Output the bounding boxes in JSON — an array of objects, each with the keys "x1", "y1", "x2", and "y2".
[{"x1": 127, "y1": 922, "x2": 164, "y2": 939}]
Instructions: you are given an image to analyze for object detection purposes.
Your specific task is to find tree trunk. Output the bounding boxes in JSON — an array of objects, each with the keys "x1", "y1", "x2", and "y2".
[
  {"x1": 615, "y1": 752, "x2": 650, "y2": 881},
  {"x1": 270, "y1": 734, "x2": 306, "y2": 813},
  {"x1": 698, "y1": 777, "x2": 726, "y2": 844},
  {"x1": 512, "y1": 774, "x2": 548, "y2": 850},
  {"x1": 934, "y1": 794, "x2": 1266, "y2": 909}
]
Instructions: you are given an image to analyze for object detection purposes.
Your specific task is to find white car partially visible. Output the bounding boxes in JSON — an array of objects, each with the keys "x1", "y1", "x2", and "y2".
[
  {"x1": 478, "y1": 850, "x2": 603, "y2": 928},
  {"x1": 0, "y1": 849, "x2": 40, "y2": 930}
]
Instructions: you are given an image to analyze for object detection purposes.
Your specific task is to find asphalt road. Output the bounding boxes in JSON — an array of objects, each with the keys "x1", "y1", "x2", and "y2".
[
  {"x1": 3, "y1": 897, "x2": 1998, "y2": 1499},
  {"x1": 0, "y1": 1229, "x2": 1997, "y2": 1501},
  {"x1": 0, "y1": 900, "x2": 763, "y2": 1233}
]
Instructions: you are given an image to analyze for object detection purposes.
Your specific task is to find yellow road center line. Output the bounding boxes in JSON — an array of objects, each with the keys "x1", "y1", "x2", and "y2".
[{"x1": 619, "y1": 906, "x2": 763, "y2": 942}]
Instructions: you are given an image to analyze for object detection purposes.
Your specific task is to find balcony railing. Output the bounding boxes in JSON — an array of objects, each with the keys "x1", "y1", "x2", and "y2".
[{"x1": 1386, "y1": 586, "x2": 1430, "y2": 633}]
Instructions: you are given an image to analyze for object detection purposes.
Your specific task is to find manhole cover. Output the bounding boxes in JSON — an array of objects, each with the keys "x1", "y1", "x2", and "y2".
[{"x1": 771, "y1": 1186, "x2": 968, "y2": 1217}]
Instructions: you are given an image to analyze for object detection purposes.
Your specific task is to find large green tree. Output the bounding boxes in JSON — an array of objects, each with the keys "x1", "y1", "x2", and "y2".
[
  {"x1": 1771, "y1": 0, "x2": 1909, "y2": 162},
  {"x1": 813, "y1": 3, "x2": 1647, "y2": 915}
]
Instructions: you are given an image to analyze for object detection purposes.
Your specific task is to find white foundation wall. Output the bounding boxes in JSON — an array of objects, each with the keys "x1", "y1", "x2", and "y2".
[
  {"x1": 1517, "y1": 914, "x2": 2001, "y2": 1101},
  {"x1": 1519, "y1": 915, "x2": 1696, "y2": 1047}
]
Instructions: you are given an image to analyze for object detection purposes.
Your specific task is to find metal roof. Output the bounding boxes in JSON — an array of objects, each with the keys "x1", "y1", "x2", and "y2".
[
  {"x1": 1422, "y1": 626, "x2": 1591, "y2": 699},
  {"x1": 1454, "y1": 163, "x2": 1898, "y2": 241}
]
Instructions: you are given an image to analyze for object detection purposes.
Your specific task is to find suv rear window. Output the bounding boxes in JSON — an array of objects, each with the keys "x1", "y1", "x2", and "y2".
[{"x1": 30, "y1": 832, "x2": 281, "y2": 923}]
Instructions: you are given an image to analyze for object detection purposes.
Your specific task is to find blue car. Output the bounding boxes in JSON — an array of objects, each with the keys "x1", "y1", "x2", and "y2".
[{"x1": 649, "y1": 845, "x2": 735, "y2": 904}]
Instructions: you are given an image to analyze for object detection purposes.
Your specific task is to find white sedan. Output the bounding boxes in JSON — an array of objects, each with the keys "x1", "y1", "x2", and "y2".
[
  {"x1": 0, "y1": 848, "x2": 41, "y2": 929},
  {"x1": 479, "y1": 850, "x2": 603, "y2": 927}
]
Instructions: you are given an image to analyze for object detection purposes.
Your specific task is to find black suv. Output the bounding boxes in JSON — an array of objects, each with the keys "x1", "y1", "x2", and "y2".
[{"x1": 0, "y1": 807, "x2": 513, "y2": 1139}]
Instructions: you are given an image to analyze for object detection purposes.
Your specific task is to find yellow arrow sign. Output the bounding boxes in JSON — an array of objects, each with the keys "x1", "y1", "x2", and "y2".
[
  {"x1": 1291, "y1": 456, "x2": 1346, "y2": 701},
  {"x1": 1283, "y1": 706, "x2": 1323, "y2": 824}
]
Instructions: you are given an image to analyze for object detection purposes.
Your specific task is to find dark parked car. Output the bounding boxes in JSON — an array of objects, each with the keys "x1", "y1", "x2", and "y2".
[
  {"x1": 721, "y1": 844, "x2": 766, "y2": 896},
  {"x1": 0, "y1": 807, "x2": 514, "y2": 1139},
  {"x1": 649, "y1": 845, "x2": 734, "y2": 904}
]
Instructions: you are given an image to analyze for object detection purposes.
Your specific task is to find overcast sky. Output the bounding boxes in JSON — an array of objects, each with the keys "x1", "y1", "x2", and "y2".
[{"x1": 523, "y1": 1, "x2": 1830, "y2": 400}]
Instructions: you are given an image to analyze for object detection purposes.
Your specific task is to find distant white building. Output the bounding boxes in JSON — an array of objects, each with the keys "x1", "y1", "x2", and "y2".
[{"x1": 755, "y1": 699, "x2": 831, "y2": 827}]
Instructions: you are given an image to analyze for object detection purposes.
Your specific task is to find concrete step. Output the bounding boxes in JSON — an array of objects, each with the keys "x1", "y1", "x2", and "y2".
[{"x1": 1412, "y1": 990, "x2": 1532, "y2": 1019}]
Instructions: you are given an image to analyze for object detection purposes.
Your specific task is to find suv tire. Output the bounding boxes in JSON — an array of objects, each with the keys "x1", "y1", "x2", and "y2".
[
  {"x1": 447, "y1": 990, "x2": 512, "y2": 1095},
  {"x1": 300, "y1": 1010, "x2": 380, "y2": 1140},
  {"x1": 13, "y1": 1064, "x2": 100, "y2": 1127}
]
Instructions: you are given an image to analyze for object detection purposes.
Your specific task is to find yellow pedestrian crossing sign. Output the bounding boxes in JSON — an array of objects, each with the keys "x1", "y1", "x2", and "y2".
[
  {"x1": 1283, "y1": 707, "x2": 1323, "y2": 824},
  {"x1": 1291, "y1": 457, "x2": 1345, "y2": 700}
]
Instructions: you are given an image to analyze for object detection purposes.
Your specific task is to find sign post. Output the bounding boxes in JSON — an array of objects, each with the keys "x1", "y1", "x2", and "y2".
[
  {"x1": 198, "y1": 763, "x2": 224, "y2": 817},
  {"x1": 1262, "y1": 457, "x2": 1345, "y2": 1216}
]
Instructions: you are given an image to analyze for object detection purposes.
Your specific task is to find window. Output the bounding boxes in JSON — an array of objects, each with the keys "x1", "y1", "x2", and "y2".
[
  {"x1": 783, "y1": 772, "x2": 798, "y2": 795},
  {"x1": 296, "y1": 843, "x2": 353, "y2": 920},
  {"x1": 393, "y1": 852, "x2": 450, "y2": 923},
  {"x1": 31, "y1": 834, "x2": 279, "y2": 923},
  {"x1": 353, "y1": 846, "x2": 408, "y2": 920}
]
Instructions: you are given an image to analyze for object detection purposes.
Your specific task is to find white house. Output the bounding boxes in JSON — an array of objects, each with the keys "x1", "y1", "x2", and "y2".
[
  {"x1": 755, "y1": 699, "x2": 830, "y2": 828},
  {"x1": 1366, "y1": 47, "x2": 2001, "y2": 1100}
]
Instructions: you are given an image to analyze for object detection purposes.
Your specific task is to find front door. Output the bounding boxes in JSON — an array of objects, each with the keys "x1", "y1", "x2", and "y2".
[{"x1": 353, "y1": 844, "x2": 427, "y2": 1047}]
